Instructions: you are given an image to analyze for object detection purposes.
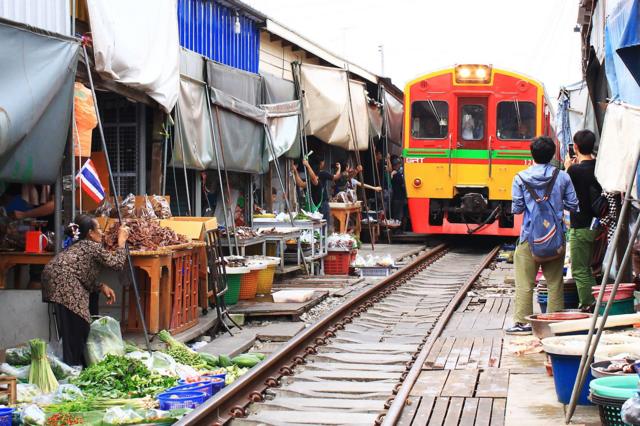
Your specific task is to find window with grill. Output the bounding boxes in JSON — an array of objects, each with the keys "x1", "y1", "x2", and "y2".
[{"x1": 94, "y1": 95, "x2": 139, "y2": 196}]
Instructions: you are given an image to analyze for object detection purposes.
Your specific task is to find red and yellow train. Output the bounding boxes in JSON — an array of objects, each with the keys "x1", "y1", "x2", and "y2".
[{"x1": 403, "y1": 64, "x2": 558, "y2": 236}]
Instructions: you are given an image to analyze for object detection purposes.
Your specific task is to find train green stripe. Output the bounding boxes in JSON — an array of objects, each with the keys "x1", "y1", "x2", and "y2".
[{"x1": 403, "y1": 148, "x2": 531, "y2": 160}]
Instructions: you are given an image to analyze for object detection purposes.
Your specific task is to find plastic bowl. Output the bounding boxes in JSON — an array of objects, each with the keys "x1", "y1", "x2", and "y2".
[
  {"x1": 590, "y1": 360, "x2": 639, "y2": 379},
  {"x1": 590, "y1": 375, "x2": 640, "y2": 399}
]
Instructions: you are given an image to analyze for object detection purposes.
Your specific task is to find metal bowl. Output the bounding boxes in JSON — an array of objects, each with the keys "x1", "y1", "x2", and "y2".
[
  {"x1": 525, "y1": 311, "x2": 592, "y2": 340},
  {"x1": 591, "y1": 360, "x2": 638, "y2": 379}
]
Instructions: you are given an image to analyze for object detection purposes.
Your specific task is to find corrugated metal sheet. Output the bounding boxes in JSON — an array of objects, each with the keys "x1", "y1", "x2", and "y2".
[
  {"x1": 0, "y1": 0, "x2": 70, "y2": 35},
  {"x1": 178, "y1": 0, "x2": 260, "y2": 73}
]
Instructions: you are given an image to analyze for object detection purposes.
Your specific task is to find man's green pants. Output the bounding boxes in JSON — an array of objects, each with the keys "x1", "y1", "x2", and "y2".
[
  {"x1": 514, "y1": 241, "x2": 565, "y2": 324},
  {"x1": 569, "y1": 228, "x2": 597, "y2": 308}
]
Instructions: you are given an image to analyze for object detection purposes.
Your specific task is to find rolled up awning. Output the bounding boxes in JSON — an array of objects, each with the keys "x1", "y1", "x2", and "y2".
[
  {"x1": 299, "y1": 63, "x2": 369, "y2": 151},
  {"x1": 0, "y1": 18, "x2": 80, "y2": 184}
]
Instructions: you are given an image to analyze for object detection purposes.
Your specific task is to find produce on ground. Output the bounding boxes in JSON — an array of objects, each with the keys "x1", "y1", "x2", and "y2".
[
  {"x1": 71, "y1": 355, "x2": 177, "y2": 399},
  {"x1": 158, "y1": 330, "x2": 207, "y2": 370},
  {"x1": 28, "y1": 339, "x2": 59, "y2": 394},
  {"x1": 103, "y1": 219, "x2": 187, "y2": 251},
  {"x1": 44, "y1": 412, "x2": 83, "y2": 426}
]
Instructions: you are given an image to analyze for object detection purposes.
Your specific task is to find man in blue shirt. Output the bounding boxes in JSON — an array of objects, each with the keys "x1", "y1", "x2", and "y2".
[{"x1": 506, "y1": 137, "x2": 579, "y2": 334}]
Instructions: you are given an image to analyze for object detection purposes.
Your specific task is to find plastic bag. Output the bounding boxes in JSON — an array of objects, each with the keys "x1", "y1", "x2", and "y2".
[
  {"x1": 1, "y1": 362, "x2": 30, "y2": 380},
  {"x1": 21, "y1": 404, "x2": 45, "y2": 426},
  {"x1": 174, "y1": 363, "x2": 199, "y2": 380},
  {"x1": 48, "y1": 355, "x2": 80, "y2": 380},
  {"x1": 95, "y1": 197, "x2": 115, "y2": 218},
  {"x1": 52, "y1": 384, "x2": 83, "y2": 403},
  {"x1": 103, "y1": 407, "x2": 144, "y2": 425},
  {"x1": 150, "y1": 195, "x2": 172, "y2": 219},
  {"x1": 5, "y1": 346, "x2": 31, "y2": 365},
  {"x1": 85, "y1": 316, "x2": 125, "y2": 365},
  {"x1": 146, "y1": 352, "x2": 177, "y2": 377},
  {"x1": 136, "y1": 196, "x2": 157, "y2": 219},
  {"x1": 16, "y1": 384, "x2": 42, "y2": 404},
  {"x1": 120, "y1": 194, "x2": 137, "y2": 219},
  {"x1": 622, "y1": 394, "x2": 640, "y2": 425}
]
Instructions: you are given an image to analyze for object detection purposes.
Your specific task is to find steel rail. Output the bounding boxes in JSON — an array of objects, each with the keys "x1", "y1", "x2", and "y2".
[
  {"x1": 380, "y1": 244, "x2": 501, "y2": 425},
  {"x1": 177, "y1": 243, "x2": 448, "y2": 426}
]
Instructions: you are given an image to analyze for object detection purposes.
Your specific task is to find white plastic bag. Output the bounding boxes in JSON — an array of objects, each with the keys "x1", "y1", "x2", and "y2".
[
  {"x1": 52, "y1": 384, "x2": 83, "y2": 403},
  {"x1": 622, "y1": 394, "x2": 640, "y2": 425},
  {"x1": 16, "y1": 384, "x2": 42, "y2": 404},
  {"x1": 0, "y1": 362, "x2": 29, "y2": 380},
  {"x1": 20, "y1": 404, "x2": 45, "y2": 425},
  {"x1": 103, "y1": 407, "x2": 144, "y2": 425},
  {"x1": 85, "y1": 316, "x2": 125, "y2": 365}
]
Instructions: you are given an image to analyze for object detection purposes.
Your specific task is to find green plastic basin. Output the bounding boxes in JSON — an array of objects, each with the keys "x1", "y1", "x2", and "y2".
[{"x1": 590, "y1": 375, "x2": 640, "y2": 399}]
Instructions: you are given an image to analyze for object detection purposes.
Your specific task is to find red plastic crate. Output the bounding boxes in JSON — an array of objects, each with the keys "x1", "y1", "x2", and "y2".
[{"x1": 325, "y1": 250, "x2": 353, "y2": 275}]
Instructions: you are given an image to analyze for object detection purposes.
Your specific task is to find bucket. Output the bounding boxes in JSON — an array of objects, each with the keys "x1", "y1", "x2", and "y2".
[
  {"x1": 598, "y1": 298, "x2": 635, "y2": 316},
  {"x1": 548, "y1": 352, "x2": 593, "y2": 405},
  {"x1": 239, "y1": 262, "x2": 266, "y2": 300},
  {"x1": 223, "y1": 266, "x2": 249, "y2": 305}
]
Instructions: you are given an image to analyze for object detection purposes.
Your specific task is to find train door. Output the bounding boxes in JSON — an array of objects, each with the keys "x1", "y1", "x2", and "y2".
[{"x1": 457, "y1": 97, "x2": 488, "y2": 150}]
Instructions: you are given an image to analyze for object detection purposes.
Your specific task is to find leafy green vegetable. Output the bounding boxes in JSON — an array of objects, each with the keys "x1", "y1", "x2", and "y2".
[
  {"x1": 158, "y1": 330, "x2": 206, "y2": 370},
  {"x1": 71, "y1": 355, "x2": 176, "y2": 399},
  {"x1": 29, "y1": 339, "x2": 59, "y2": 393}
]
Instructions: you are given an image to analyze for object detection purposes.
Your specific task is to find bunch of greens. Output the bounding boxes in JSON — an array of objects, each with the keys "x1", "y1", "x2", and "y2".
[
  {"x1": 72, "y1": 355, "x2": 176, "y2": 399},
  {"x1": 28, "y1": 339, "x2": 59, "y2": 394},
  {"x1": 157, "y1": 330, "x2": 206, "y2": 370}
]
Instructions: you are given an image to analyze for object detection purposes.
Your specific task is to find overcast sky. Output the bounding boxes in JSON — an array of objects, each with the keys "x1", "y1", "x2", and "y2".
[{"x1": 245, "y1": 0, "x2": 583, "y2": 100}]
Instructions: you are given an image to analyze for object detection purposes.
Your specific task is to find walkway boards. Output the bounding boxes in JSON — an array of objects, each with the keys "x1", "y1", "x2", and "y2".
[{"x1": 400, "y1": 261, "x2": 601, "y2": 426}]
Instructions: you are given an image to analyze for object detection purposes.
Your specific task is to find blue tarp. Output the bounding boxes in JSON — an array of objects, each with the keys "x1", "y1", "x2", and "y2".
[
  {"x1": 605, "y1": 0, "x2": 640, "y2": 105},
  {"x1": 617, "y1": 0, "x2": 640, "y2": 87}
]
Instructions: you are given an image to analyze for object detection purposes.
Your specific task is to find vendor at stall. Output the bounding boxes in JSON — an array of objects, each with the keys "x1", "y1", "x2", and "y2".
[
  {"x1": 302, "y1": 157, "x2": 340, "y2": 222},
  {"x1": 42, "y1": 214, "x2": 129, "y2": 366}
]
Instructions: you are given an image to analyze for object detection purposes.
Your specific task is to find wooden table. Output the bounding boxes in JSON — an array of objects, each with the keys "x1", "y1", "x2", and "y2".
[
  {"x1": 329, "y1": 203, "x2": 362, "y2": 237},
  {"x1": 0, "y1": 250, "x2": 171, "y2": 334}
]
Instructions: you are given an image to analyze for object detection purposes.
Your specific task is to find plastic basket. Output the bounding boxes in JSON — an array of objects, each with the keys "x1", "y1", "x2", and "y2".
[
  {"x1": 256, "y1": 265, "x2": 276, "y2": 295},
  {"x1": 590, "y1": 393, "x2": 630, "y2": 426},
  {"x1": 590, "y1": 375, "x2": 640, "y2": 400},
  {"x1": 224, "y1": 274, "x2": 242, "y2": 305},
  {"x1": 599, "y1": 298, "x2": 635, "y2": 316},
  {"x1": 170, "y1": 381, "x2": 214, "y2": 397},
  {"x1": 325, "y1": 251, "x2": 353, "y2": 275},
  {"x1": 358, "y1": 266, "x2": 395, "y2": 277},
  {"x1": 0, "y1": 408, "x2": 13, "y2": 426},
  {"x1": 239, "y1": 270, "x2": 259, "y2": 300},
  {"x1": 157, "y1": 391, "x2": 206, "y2": 410}
]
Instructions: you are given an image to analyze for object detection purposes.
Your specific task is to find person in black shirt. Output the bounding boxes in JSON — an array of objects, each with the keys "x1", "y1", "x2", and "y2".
[
  {"x1": 302, "y1": 157, "x2": 340, "y2": 224},
  {"x1": 564, "y1": 129, "x2": 601, "y2": 310},
  {"x1": 390, "y1": 157, "x2": 408, "y2": 226}
]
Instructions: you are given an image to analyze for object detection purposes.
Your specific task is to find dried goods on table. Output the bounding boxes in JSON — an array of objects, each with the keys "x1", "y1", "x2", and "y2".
[
  {"x1": 136, "y1": 196, "x2": 157, "y2": 220},
  {"x1": 219, "y1": 226, "x2": 258, "y2": 240},
  {"x1": 103, "y1": 219, "x2": 188, "y2": 251},
  {"x1": 94, "y1": 198, "x2": 115, "y2": 218}
]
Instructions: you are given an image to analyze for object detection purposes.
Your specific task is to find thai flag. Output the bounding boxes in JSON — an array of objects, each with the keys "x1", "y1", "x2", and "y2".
[{"x1": 76, "y1": 159, "x2": 106, "y2": 203}]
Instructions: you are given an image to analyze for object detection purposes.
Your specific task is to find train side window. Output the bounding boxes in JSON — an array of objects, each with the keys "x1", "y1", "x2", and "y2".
[
  {"x1": 411, "y1": 101, "x2": 448, "y2": 139},
  {"x1": 460, "y1": 105, "x2": 485, "y2": 140},
  {"x1": 497, "y1": 101, "x2": 536, "y2": 140}
]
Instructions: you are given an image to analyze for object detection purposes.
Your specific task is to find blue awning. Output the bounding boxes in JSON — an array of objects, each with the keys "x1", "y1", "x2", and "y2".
[
  {"x1": 605, "y1": 0, "x2": 640, "y2": 105},
  {"x1": 617, "y1": 0, "x2": 640, "y2": 87}
]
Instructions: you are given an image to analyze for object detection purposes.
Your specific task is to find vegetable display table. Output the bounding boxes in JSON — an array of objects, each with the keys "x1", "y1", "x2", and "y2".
[
  {"x1": 329, "y1": 202, "x2": 362, "y2": 238},
  {"x1": 255, "y1": 228, "x2": 302, "y2": 273},
  {"x1": 252, "y1": 219, "x2": 328, "y2": 275}
]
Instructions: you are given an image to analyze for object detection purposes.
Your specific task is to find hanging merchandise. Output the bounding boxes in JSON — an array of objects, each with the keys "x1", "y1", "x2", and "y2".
[
  {"x1": 299, "y1": 64, "x2": 369, "y2": 151},
  {"x1": 87, "y1": 0, "x2": 180, "y2": 113},
  {"x1": 0, "y1": 18, "x2": 80, "y2": 184},
  {"x1": 73, "y1": 83, "x2": 97, "y2": 158},
  {"x1": 595, "y1": 102, "x2": 640, "y2": 196},
  {"x1": 556, "y1": 81, "x2": 599, "y2": 159}
]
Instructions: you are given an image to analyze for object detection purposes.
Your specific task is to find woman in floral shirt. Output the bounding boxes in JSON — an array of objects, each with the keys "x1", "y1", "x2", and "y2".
[{"x1": 42, "y1": 214, "x2": 129, "y2": 366}]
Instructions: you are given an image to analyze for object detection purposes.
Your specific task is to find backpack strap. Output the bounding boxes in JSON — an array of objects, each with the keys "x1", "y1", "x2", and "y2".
[
  {"x1": 517, "y1": 168, "x2": 560, "y2": 203},
  {"x1": 542, "y1": 169, "x2": 560, "y2": 201}
]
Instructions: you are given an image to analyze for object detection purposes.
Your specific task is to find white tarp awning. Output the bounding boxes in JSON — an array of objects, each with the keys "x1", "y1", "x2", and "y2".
[
  {"x1": 87, "y1": 0, "x2": 180, "y2": 112},
  {"x1": 262, "y1": 101, "x2": 300, "y2": 161},
  {"x1": 300, "y1": 63, "x2": 369, "y2": 151},
  {"x1": 595, "y1": 102, "x2": 640, "y2": 196}
]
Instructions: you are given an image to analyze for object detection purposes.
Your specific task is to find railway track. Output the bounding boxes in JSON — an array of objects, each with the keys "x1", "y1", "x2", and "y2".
[{"x1": 178, "y1": 243, "x2": 499, "y2": 426}]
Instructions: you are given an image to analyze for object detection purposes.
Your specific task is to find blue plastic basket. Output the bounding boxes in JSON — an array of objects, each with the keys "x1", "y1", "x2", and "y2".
[
  {"x1": 157, "y1": 391, "x2": 206, "y2": 410},
  {"x1": 0, "y1": 408, "x2": 14, "y2": 426},
  {"x1": 169, "y1": 382, "x2": 214, "y2": 398}
]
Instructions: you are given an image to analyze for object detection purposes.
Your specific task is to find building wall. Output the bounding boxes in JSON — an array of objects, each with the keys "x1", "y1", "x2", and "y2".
[
  {"x1": 0, "y1": 0, "x2": 70, "y2": 35},
  {"x1": 259, "y1": 32, "x2": 320, "y2": 81},
  {"x1": 0, "y1": 290, "x2": 50, "y2": 348},
  {"x1": 178, "y1": 0, "x2": 260, "y2": 73}
]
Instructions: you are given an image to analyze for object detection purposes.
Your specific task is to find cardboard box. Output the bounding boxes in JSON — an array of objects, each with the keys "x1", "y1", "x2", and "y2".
[{"x1": 160, "y1": 217, "x2": 218, "y2": 241}]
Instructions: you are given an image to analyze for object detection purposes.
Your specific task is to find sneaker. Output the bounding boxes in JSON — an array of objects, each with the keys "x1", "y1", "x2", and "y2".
[{"x1": 505, "y1": 323, "x2": 532, "y2": 335}]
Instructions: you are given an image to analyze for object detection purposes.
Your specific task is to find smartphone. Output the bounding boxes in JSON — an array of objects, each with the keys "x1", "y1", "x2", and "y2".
[{"x1": 568, "y1": 144, "x2": 576, "y2": 158}]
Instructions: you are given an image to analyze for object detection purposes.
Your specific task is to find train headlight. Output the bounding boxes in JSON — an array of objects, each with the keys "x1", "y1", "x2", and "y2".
[
  {"x1": 455, "y1": 64, "x2": 492, "y2": 84},
  {"x1": 413, "y1": 178, "x2": 422, "y2": 188}
]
